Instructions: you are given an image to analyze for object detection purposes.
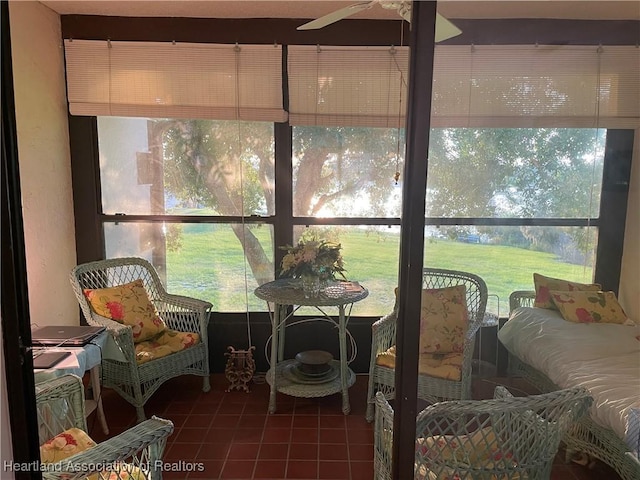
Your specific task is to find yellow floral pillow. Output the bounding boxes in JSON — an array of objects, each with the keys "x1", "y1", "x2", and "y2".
[
  {"x1": 420, "y1": 285, "x2": 468, "y2": 354},
  {"x1": 83, "y1": 279, "x2": 166, "y2": 343},
  {"x1": 550, "y1": 290, "x2": 629, "y2": 324},
  {"x1": 415, "y1": 427, "x2": 518, "y2": 480},
  {"x1": 533, "y1": 273, "x2": 601, "y2": 310},
  {"x1": 41, "y1": 427, "x2": 148, "y2": 479},
  {"x1": 40, "y1": 427, "x2": 96, "y2": 464}
]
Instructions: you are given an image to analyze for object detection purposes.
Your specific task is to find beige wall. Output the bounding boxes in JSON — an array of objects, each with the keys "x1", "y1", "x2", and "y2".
[
  {"x1": 619, "y1": 128, "x2": 640, "y2": 322},
  {"x1": 9, "y1": 1, "x2": 78, "y2": 327}
]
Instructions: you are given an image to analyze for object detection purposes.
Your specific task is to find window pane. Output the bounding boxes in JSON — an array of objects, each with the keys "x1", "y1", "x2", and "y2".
[
  {"x1": 426, "y1": 128, "x2": 605, "y2": 218},
  {"x1": 292, "y1": 126, "x2": 404, "y2": 217},
  {"x1": 98, "y1": 117, "x2": 274, "y2": 216},
  {"x1": 284, "y1": 224, "x2": 596, "y2": 317},
  {"x1": 424, "y1": 225, "x2": 598, "y2": 315},
  {"x1": 104, "y1": 221, "x2": 274, "y2": 312},
  {"x1": 291, "y1": 226, "x2": 401, "y2": 316}
]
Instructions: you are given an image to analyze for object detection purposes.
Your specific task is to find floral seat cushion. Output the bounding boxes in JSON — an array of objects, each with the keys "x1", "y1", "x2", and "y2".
[
  {"x1": 376, "y1": 346, "x2": 463, "y2": 381},
  {"x1": 415, "y1": 427, "x2": 520, "y2": 480},
  {"x1": 40, "y1": 428, "x2": 148, "y2": 479},
  {"x1": 40, "y1": 427, "x2": 96, "y2": 464},
  {"x1": 135, "y1": 328, "x2": 200, "y2": 365}
]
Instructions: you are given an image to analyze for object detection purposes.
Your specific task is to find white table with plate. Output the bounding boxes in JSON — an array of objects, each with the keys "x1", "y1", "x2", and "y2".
[{"x1": 254, "y1": 279, "x2": 368, "y2": 415}]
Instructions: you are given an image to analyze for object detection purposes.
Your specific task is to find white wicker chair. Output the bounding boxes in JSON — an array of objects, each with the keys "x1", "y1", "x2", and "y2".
[
  {"x1": 374, "y1": 386, "x2": 592, "y2": 480},
  {"x1": 36, "y1": 374, "x2": 173, "y2": 480},
  {"x1": 70, "y1": 257, "x2": 212, "y2": 422},
  {"x1": 365, "y1": 268, "x2": 488, "y2": 422},
  {"x1": 508, "y1": 290, "x2": 640, "y2": 480}
]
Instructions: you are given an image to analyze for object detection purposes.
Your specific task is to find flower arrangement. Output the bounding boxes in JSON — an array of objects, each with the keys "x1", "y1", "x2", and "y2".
[{"x1": 279, "y1": 238, "x2": 346, "y2": 281}]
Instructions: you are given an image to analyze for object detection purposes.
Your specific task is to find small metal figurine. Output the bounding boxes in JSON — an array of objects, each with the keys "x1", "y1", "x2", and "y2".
[{"x1": 224, "y1": 345, "x2": 256, "y2": 393}]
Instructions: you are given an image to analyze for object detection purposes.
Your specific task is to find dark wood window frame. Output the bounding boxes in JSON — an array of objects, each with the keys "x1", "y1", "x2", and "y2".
[
  {"x1": 67, "y1": 15, "x2": 640, "y2": 291},
  {"x1": 66, "y1": 16, "x2": 636, "y2": 376}
]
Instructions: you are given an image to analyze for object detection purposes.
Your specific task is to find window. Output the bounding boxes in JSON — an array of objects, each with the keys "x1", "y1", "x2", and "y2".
[
  {"x1": 292, "y1": 126, "x2": 403, "y2": 218},
  {"x1": 69, "y1": 38, "x2": 636, "y2": 319},
  {"x1": 424, "y1": 127, "x2": 604, "y2": 314},
  {"x1": 98, "y1": 117, "x2": 276, "y2": 312}
]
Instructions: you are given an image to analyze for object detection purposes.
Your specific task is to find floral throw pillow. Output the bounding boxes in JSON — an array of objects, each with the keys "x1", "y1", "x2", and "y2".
[
  {"x1": 41, "y1": 427, "x2": 148, "y2": 479},
  {"x1": 40, "y1": 427, "x2": 96, "y2": 463},
  {"x1": 550, "y1": 290, "x2": 629, "y2": 324},
  {"x1": 419, "y1": 285, "x2": 468, "y2": 354},
  {"x1": 533, "y1": 273, "x2": 601, "y2": 310},
  {"x1": 83, "y1": 279, "x2": 166, "y2": 343}
]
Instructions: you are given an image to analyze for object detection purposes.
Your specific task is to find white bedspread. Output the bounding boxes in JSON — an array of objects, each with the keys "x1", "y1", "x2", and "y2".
[{"x1": 498, "y1": 307, "x2": 640, "y2": 455}]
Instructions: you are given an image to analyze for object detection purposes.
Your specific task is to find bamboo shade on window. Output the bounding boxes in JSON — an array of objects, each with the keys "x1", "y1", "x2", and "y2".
[
  {"x1": 431, "y1": 45, "x2": 640, "y2": 128},
  {"x1": 288, "y1": 45, "x2": 410, "y2": 128},
  {"x1": 64, "y1": 40, "x2": 287, "y2": 122}
]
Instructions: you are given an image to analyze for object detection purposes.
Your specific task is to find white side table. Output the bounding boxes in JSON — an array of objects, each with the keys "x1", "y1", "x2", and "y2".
[
  {"x1": 255, "y1": 279, "x2": 368, "y2": 415},
  {"x1": 34, "y1": 331, "x2": 109, "y2": 434}
]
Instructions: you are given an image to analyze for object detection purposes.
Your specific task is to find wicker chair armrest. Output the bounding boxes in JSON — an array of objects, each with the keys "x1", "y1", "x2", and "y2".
[
  {"x1": 459, "y1": 314, "x2": 483, "y2": 367},
  {"x1": 493, "y1": 385, "x2": 514, "y2": 400},
  {"x1": 159, "y1": 292, "x2": 212, "y2": 312},
  {"x1": 89, "y1": 315, "x2": 137, "y2": 363},
  {"x1": 371, "y1": 312, "x2": 397, "y2": 353},
  {"x1": 464, "y1": 315, "x2": 483, "y2": 343},
  {"x1": 509, "y1": 290, "x2": 536, "y2": 312},
  {"x1": 155, "y1": 293, "x2": 211, "y2": 335},
  {"x1": 374, "y1": 392, "x2": 395, "y2": 455},
  {"x1": 43, "y1": 416, "x2": 174, "y2": 480}
]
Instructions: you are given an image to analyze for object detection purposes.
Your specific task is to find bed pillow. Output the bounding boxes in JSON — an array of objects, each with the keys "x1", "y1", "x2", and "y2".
[
  {"x1": 550, "y1": 290, "x2": 629, "y2": 324},
  {"x1": 419, "y1": 285, "x2": 468, "y2": 354},
  {"x1": 533, "y1": 273, "x2": 601, "y2": 310},
  {"x1": 83, "y1": 279, "x2": 166, "y2": 343}
]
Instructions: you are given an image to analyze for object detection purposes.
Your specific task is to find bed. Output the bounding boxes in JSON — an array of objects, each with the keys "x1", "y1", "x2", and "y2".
[{"x1": 498, "y1": 291, "x2": 640, "y2": 480}]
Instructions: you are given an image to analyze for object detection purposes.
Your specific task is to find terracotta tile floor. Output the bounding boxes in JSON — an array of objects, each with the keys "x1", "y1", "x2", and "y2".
[{"x1": 87, "y1": 374, "x2": 621, "y2": 480}]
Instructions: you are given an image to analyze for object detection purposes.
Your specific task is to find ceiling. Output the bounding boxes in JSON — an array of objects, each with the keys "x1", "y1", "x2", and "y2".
[{"x1": 39, "y1": 1, "x2": 640, "y2": 21}]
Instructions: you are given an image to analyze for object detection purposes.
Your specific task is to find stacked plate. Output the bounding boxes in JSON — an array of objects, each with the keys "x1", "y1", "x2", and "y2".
[{"x1": 284, "y1": 350, "x2": 339, "y2": 384}]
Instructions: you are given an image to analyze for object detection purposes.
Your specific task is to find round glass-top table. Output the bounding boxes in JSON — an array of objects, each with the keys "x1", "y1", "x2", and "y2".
[{"x1": 255, "y1": 278, "x2": 368, "y2": 414}]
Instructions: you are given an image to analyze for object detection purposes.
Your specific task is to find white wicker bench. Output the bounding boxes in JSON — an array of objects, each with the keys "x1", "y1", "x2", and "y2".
[{"x1": 503, "y1": 291, "x2": 640, "y2": 480}]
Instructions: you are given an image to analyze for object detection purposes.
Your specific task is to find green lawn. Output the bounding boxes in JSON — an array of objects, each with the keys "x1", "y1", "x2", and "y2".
[{"x1": 166, "y1": 226, "x2": 592, "y2": 316}]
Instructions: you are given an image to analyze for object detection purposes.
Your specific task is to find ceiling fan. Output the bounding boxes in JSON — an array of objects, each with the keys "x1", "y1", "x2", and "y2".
[{"x1": 297, "y1": 0, "x2": 462, "y2": 42}]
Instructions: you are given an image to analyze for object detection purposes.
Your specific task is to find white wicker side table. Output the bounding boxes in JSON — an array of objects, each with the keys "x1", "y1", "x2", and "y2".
[{"x1": 254, "y1": 279, "x2": 368, "y2": 414}]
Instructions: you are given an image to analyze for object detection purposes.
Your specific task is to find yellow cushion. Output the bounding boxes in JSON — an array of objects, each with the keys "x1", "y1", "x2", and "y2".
[
  {"x1": 415, "y1": 427, "x2": 519, "y2": 480},
  {"x1": 135, "y1": 328, "x2": 200, "y2": 364},
  {"x1": 420, "y1": 285, "x2": 468, "y2": 354},
  {"x1": 95, "y1": 466, "x2": 148, "y2": 480},
  {"x1": 40, "y1": 428, "x2": 148, "y2": 479},
  {"x1": 375, "y1": 346, "x2": 463, "y2": 381},
  {"x1": 533, "y1": 273, "x2": 601, "y2": 310},
  {"x1": 40, "y1": 427, "x2": 96, "y2": 464},
  {"x1": 83, "y1": 279, "x2": 166, "y2": 343},
  {"x1": 550, "y1": 290, "x2": 629, "y2": 324}
]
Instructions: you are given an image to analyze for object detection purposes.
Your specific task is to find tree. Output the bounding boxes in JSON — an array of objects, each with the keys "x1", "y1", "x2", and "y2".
[
  {"x1": 155, "y1": 120, "x2": 604, "y2": 283},
  {"x1": 426, "y1": 127, "x2": 604, "y2": 259},
  {"x1": 154, "y1": 120, "x2": 403, "y2": 284}
]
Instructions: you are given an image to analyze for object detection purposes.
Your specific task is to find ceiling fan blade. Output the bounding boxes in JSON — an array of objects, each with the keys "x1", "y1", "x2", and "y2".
[
  {"x1": 435, "y1": 13, "x2": 462, "y2": 42},
  {"x1": 297, "y1": 1, "x2": 376, "y2": 30}
]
